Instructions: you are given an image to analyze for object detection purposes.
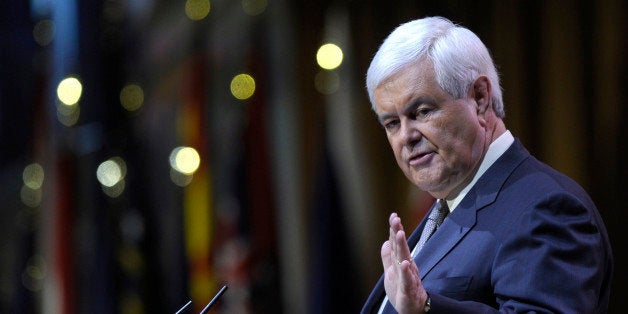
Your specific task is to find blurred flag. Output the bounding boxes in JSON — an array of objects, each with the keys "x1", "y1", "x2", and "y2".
[{"x1": 180, "y1": 51, "x2": 217, "y2": 312}]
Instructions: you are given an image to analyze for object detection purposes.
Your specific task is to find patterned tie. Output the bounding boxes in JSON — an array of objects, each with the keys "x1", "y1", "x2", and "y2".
[
  {"x1": 379, "y1": 200, "x2": 449, "y2": 313},
  {"x1": 415, "y1": 199, "x2": 450, "y2": 252}
]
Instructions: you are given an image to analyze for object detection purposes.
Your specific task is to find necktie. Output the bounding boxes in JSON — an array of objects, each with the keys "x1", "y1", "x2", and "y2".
[
  {"x1": 415, "y1": 199, "x2": 450, "y2": 252},
  {"x1": 379, "y1": 200, "x2": 449, "y2": 313}
]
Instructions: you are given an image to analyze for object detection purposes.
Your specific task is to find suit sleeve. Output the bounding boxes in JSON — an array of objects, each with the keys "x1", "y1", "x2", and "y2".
[{"x1": 429, "y1": 192, "x2": 611, "y2": 313}]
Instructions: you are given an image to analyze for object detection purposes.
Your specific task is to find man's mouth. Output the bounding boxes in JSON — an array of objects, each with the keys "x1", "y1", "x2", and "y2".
[{"x1": 408, "y1": 151, "x2": 434, "y2": 166}]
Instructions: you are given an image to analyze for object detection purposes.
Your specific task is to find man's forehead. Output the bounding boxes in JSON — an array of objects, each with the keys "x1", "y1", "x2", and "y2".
[{"x1": 374, "y1": 66, "x2": 442, "y2": 109}]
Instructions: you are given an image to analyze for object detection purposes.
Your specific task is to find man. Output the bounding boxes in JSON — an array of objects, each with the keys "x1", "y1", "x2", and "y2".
[{"x1": 361, "y1": 17, "x2": 613, "y2": 313}]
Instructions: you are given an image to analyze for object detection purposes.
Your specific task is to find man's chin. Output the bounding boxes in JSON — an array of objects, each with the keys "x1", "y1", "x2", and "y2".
[{"x1": 411, "y1": 176, "x2": 450, "y2": 198}]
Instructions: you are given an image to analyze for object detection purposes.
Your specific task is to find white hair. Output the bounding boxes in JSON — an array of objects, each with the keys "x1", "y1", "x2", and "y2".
[{"x1": 366, "y1": 17, "x2": 504, "y2": 118}]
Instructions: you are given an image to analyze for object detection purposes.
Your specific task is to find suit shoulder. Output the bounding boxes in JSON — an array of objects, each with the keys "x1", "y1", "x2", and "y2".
[{"x1": 505, "y1": 155, "x2": 595, "y2": 208}]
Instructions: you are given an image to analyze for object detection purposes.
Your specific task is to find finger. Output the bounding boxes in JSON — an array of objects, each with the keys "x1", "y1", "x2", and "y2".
[
  {"x1": 388, "y1": 213, "x2": 399, "y2": 239},
  {"x1": 381, "y1": 240, "x2": 393, "y2": 269},
  {"x1": 389, "y1": 214, "x2": 405, "y2": 260},
  {"x1": 389, "y1": 213, "x2": 404, "y2": 234},
  {"x1": 391, "y1": 215, "x2": 411, "y2": 262},
  {"x1": 389, "y1": 212, "x2": 398, "y2": 227},
  {"x1": 398, "y1": 259, "x2": 421, "y2": 293},
  {"x1": 388, "y1": 226, "x2": 396, "y2": 263},
  {"x1": 388, "y1": 213, "x2": 399, "y2": 259},
  {"x1": 393, "y1": 229, "x2": 413, "y2": 263}
]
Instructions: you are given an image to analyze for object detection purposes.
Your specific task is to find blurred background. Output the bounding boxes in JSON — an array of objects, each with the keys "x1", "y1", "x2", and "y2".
[{"x1": 1, "y1": 0, "x2": 626, "y2": 313}]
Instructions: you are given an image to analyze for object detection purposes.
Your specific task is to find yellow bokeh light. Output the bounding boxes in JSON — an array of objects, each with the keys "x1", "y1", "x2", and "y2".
[
  {"x1": 120, "y1": 84, "x2": 144, "y2": 111},
  {"x1": 57, "y1": 77, "x2": 83, "y2": 105},
  {"x1": 242, "y1": 0, "x2": 267, "y2": 16},
  {"x1": 230, "y1": 73, "x2": 256, "y2": 100},
  {"x1": 316, "y1": 43, "x2": 344, "y2": 70},
  {"x1": 97, "y1": 159, "x2": 124, "y2": 187},
  {"x1": 170, "y1": 146, "x2": 201, "y2": 175},
  {"x1": 23, "y1": 163, "x2": 45, "y2": 190},
  {"x1": 185, "y1": 0, "x2": 211, "y2": 21}
]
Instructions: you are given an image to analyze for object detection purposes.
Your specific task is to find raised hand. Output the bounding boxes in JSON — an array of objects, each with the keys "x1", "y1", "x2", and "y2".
[{"x1": 381, "y1": 213, "x2": 429, "y2": 313}]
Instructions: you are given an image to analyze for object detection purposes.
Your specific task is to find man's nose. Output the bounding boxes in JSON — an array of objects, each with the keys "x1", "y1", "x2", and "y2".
[{"x1": 400, "y1": 119, "x2": 421, "y2": 147}]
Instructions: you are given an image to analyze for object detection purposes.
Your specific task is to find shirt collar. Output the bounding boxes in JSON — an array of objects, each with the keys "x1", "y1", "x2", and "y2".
[{"x1": 445, "y1": 130, "x2": 514, "y2": 212}]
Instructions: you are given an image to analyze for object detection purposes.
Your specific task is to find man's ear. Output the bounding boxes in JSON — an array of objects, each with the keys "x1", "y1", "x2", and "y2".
[{"x1": 472, "y1": 76, "x2": 491, "y2": 115}]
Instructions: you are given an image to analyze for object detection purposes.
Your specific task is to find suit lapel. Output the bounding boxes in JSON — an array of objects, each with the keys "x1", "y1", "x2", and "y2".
[
  {"x1": 414, "y1": 139, "x2": 529, "y2": 278},
  {"x1": 414, "y1": 193, "x2": 478, "y2": 278}
]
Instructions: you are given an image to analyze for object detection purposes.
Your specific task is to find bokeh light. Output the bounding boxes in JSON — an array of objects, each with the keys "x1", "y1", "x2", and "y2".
[
  {"x1": 23, "y1": 163, "x2": 45, "y2": 190},
  {"x1": 170, "y1": 168, "x2": 194, "y2": 187},
  {"x1": 21, "y1": 255, "x2": 46, "y2": 292},
  {"x1": 21, "y1": 162, "x2": 44, "y2": 207},
  {"x1": 230, "y1": 73, "x2": 256, "y2": 100},
  {"x1": 185, "y1": 0, "x2": 211, "y2": 21},
  {"x1": 33, "y1": 19, "x2": 54, "y2": 46},
  {"x1": 120, "y1": 293, "x2": 144, "y2": 314},
  {"x1": 316, "y1": 43, "x2": 343, "y2": 70},
  {"x1": 21, "y1": 185, "x2": 42, "y2": 208},
  {"x1": 117, "y1": 245, "x2": 145, "y2": 274},
  {"x1": 57, "y1": 77, "x2": 83, "y2": 105},
  {"x1": 97, "y1": 157, "x2": 127, "y2": 198},
  {"x1": 97, "y1": 158, "x2": 124, "y2": 187},
  {"x1": 242, "y1": 0, "x2": 267, "y2": 16},
  {"x1": 120, "y1": 211, "x2": 145, "y2": 243},
  {"x1": 103, "y1": 180, "x2": 125, "y2": 198},
  {"x1": 56, "y1": 103, "x2": 80, "y2": 126},
  {"x1": 111, "y1": 156, "x2": 128, "y2": 178},
  {"x1": 120, "y1": 84, "x2": 144, "y2": 112},
  {"x1": 169, "y1": 146, "x2": 201, "y2": 175},
  {"x1": 56, "y1": 76, "x2": 82, "y2": 126},
  {"x1": 315, "y1": 70, "x2": 340, "y2": 95}
]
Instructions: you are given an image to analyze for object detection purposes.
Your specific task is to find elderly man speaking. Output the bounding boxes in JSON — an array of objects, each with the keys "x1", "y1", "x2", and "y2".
[{"x1": 361, "y1": 17, "x2": 612, "y2": 314}]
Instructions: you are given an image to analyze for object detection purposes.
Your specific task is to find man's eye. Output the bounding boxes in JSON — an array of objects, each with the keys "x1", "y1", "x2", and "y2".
[
  {"x1": 384, "y1": 120, "x2": 399, "y2": 130},
  {"x1": 415, "y1": 107, "x2": 432, "y2": 118}
]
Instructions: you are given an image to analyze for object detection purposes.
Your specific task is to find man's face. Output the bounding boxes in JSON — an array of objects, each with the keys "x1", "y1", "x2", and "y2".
[{"x1": 373, "y1": 61, "x2": 488, "y2": 199}]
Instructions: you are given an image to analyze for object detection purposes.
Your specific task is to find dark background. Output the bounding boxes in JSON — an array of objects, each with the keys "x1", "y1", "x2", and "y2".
[{"x1": 1, "y1": 0, "x2": 625, "y2": 313}]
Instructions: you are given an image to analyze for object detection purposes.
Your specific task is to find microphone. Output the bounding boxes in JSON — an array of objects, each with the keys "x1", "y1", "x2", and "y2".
[
  {"x1": 173, "y1": 284, "x2": 228, "y2": 314},
  {"x1": 174, "y1": 300, "x2": 192, "y2": 314},
  {"x1": 200, "y1": 285, "x2": 228, "y2": 314}
]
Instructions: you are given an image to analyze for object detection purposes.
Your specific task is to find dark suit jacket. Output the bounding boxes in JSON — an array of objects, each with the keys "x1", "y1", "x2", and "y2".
[{"x1": 361, "y1": 139, "x2": 613, "y2": 313}]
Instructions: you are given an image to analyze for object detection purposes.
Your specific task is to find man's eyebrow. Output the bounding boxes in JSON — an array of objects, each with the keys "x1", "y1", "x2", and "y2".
[
  {"x1": 377, "y1": 96, "x2": 437, "y2": 123},
  {"x1": 400, "y1": 96, "x2": 437, "y2": 114},
  {"x1": 377, "y1": 96, "x2": 436, "y2": 124},
  {"x1": 377, "y1": 113, "x2": 396, "y2": 125},
  {"x1": 406, "y1": 96, "x2": 437, "y2": 109}
]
